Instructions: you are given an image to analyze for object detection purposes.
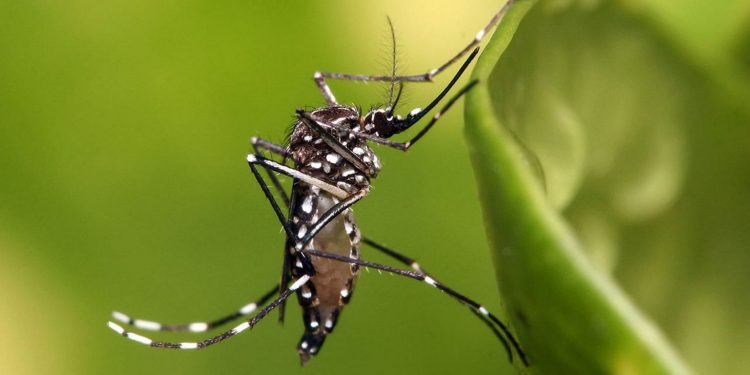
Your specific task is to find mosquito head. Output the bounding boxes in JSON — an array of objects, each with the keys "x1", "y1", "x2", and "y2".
[{"x1": 360, "y1": 107, "x2": 420, "y2": 139}]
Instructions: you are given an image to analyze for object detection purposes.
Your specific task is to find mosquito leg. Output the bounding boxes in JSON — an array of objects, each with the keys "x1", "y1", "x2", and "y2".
[
  {"x1": 247, "y1": 153, "x2": 369, "y2": 251},
  {"x1": 302, "y1": 249, "x2": 529, "y2": 366},
  {"x1": 107, "y1": 276, "x2": 311, "y2": 349},
  {"x1": 251, "y1": 137, "x2": 292, "y2": 207},
  {"x1": 248, "y1": 157, "x2": 314, "y2": 322},
  {"x1": 314, "y1": 0, "x2": 514, "y2": 84},
  {"x1": 314, "y1": 72, "x2": 338, "y2": 106},
  {"x1": 248, "y1": 161, "x2": 296, "y2": 239},
  {"x1": 397, "y1": 79, "x2": 479, "y2": 149},
  {"x1": 248, "y1": 154, "x2": 370, "y2": 314},
  {"x1": 249, "y1": 171, "x2": 383, "y2": 271},
  {"x1": 247, "y1": 154, "x2": 348, "y2": 200},
  {"x1": 111, "y1": 285, "x2": 278, "y2": 333},
  {"x1": 248, "y1": 138, "x2": 295, "y2": 321},
  {"x1": 361, "y1": 237, "x2": 523, "y2": 362},
  {"x1": 362, "y1": 238, "x2": 425, "y2": 274},
  {"x1": 108, "y1": 150, "x2": 304, "y2": 337},
  {"x1": 251, "y1": 137, "x2": 291, "y2": 159}
]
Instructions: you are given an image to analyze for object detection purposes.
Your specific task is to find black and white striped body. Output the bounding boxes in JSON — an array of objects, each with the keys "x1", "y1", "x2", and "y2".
[{"x1": 286, "y1": 106, "x2": 380, "y2": 362}]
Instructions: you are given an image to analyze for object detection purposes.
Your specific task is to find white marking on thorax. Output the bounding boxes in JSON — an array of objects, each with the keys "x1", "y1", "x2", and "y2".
[
  {"x1": 326, "y1": 153, "x2": 341, "y2": 164},
  {"x1": 301, "y1": 196, "x2": 313, "y2": 213}
]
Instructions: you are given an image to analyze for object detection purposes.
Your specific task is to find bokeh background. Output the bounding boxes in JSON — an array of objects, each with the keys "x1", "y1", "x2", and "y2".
[{"x1": 1, "y1": 1, "x2": 748, "y2": 374}]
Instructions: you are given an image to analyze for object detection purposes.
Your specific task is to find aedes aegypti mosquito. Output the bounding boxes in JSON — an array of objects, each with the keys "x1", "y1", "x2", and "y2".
[{"x1": 108, "y1": 0, "x2": 528, "y2": 366}]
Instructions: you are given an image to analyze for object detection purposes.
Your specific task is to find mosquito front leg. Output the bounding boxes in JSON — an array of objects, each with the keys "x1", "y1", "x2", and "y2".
[{"x1": 314, "y1": 0, "x2": 513, "y2": 84}]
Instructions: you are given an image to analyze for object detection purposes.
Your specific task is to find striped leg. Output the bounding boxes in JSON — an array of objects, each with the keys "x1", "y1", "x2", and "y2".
[
  {"x1": 302, "y1": 249, "x2": 529, "y2": 366},
  {"x1": 107, "y1": 276, "x2": 311, "y2": 349},
  {"x1": 362, "y1": 238, "x2": 524, "y2": 362},
  {"x1": 245, "y1": 150, "x2": 526, "y2": 363},
  {"x1": 251, "y1": 137, "x2": 292, "y2": 207},
  {"x1": 247, "y1": 154, "x2": 348, "y2": 200},
  {"x1": 247, "y1": 155, "x2": 310, "y2": 323},
  {"x1": 312, "y1": 0, "x2": 514, "y2": 94},
  {"x1": 111, "y1": 285, "x2": 278, "y2": 333}
]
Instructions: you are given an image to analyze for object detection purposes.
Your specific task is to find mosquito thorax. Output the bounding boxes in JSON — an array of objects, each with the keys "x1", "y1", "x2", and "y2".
[{"x1": 288, "y1": 106, "x2": 382, "y2": 188}]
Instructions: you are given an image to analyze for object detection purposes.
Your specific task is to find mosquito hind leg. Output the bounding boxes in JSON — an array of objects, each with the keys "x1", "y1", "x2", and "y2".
[
  {"x1": 111, "y1": 285, "x2": 278, "y2": 333},
  {"x1": 361, "y1": 237, "x2": 527, "y2": 363},
  {"x1": 302, "y1": 249, "x2": 529, "y2": 366},
  {"x1": 314, "y1": 0, "x2": 514, "y2": 85},
  {"x1": 107, "y1": 276, "x2": 311, "y2": 349}
]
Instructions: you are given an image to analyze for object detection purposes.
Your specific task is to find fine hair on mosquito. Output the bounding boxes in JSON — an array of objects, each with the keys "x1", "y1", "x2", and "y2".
[{"x1": 108, "y1": 0, "x2": 529, "y2": 367}]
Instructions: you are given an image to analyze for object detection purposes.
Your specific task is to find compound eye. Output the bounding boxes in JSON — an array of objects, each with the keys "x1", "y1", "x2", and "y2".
[{"x1": 369, "y1": 111, "x2": 393, "y2": 137}]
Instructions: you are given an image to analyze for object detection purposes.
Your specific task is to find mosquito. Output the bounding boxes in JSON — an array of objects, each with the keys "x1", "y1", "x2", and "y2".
[{"x1": 108, "y1": 0, "x2": 528, "y2": 366}]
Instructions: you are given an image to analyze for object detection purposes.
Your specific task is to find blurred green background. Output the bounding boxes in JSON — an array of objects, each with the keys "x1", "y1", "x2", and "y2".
[{"x1": 0, "y1": 1, "x2": 748, "y2": 374}]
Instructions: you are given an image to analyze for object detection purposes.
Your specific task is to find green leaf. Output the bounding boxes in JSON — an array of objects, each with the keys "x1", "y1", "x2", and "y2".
[{"x1": 464, "y1": 1, "x2": 695, "y2": 373}]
